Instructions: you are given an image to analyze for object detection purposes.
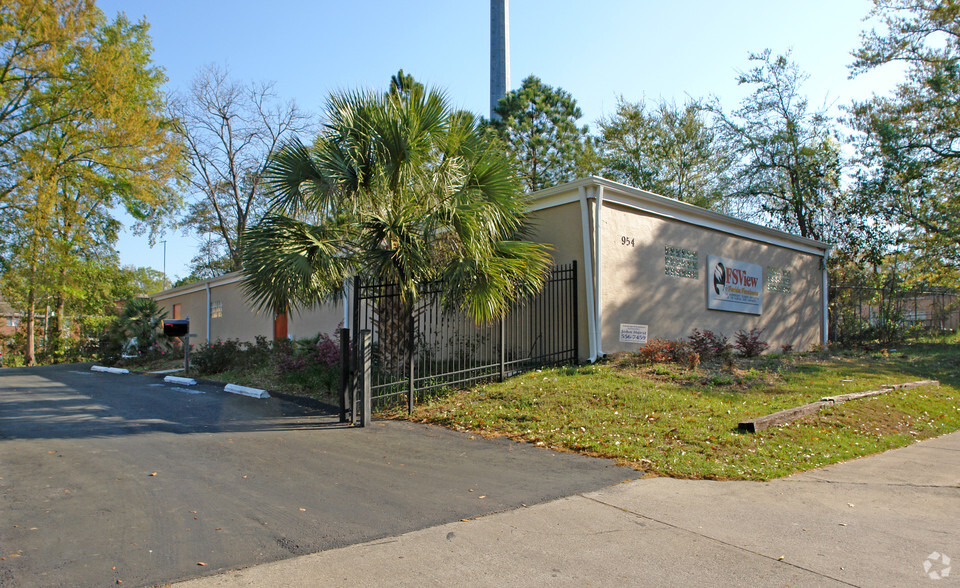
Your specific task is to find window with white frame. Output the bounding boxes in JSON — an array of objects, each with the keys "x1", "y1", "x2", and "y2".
[{"x1": 211, "y1": 300, "x2": 223, "y2": 319}]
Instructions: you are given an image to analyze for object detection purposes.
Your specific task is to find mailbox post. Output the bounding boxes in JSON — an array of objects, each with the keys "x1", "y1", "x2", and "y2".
[{"x1": 162, "y1": 317, "x2": 192, "y2": 375}]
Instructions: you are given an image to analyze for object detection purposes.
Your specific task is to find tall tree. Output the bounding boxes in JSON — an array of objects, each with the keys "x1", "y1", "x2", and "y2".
[
  {"x1": 241, "y1": 80, "x2": 552, "y2": 328},
  {"x1": 489, "y1": 75, "x2": 596, "y2": 192},
  {"x1": 849, "y1": 0, "x2": 960, "y2": 278},
  {"x1": 0, "y1": 0, "x2": 99, "y2": 204},
  {"x1": 0, "y1": 6, "x2": 183, "y2": 364},
  {"x1": 597, "y1": 97, "x2": 731, "y2": 209},
  {"x1": 710, "y1": 50, "x2": 841, "y2": 241},
  {"x1": 171, "y1": 64, "x2": 310, "y2": 275}
]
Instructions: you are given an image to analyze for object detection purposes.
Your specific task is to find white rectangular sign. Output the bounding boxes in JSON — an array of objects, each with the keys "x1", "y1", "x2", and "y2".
[
  {"x1": 707, "y1": 255, "x2": 763, "y2": 315},
  {"x1": 619, "y1": 323, "x2": 648, "y2": 345}
]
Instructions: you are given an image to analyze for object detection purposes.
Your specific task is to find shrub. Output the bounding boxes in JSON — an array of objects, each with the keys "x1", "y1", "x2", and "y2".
[
  {"x1": 192, "y1": 339, "x2": 244, "y2": 375},
  {"x1": 270, "y1": 333, "x2": 342, "y2": 397},
  {"x1": 687, "y1": 329, "x2": 730, "y2": 360},
  {"x1": 636, "y1": 338, "x2": 677, "y2": 364},
  {"x1": 672, "y1": 341, "x2": 700, "y2": 370},
  {"x1": 734, "y1": 328, "x2": 769, "y2": 357},
  {"x1": 636, "y1": 338, "x2": 698, "y2": 367},
  {"x1": 310, "y1": 332, "x2": 340, "y2": 367},
  {"x1": 272, "y1": 332, "x2": 342, "y2": 374}
]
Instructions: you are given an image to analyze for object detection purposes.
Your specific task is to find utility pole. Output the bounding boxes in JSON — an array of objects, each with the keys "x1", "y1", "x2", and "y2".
[
  {"x1": 490, "y1": 0, "x2": 510, "y2": 120},
  {"x1": 161, "y1": 240, "x2": 167, "y2": 287}
]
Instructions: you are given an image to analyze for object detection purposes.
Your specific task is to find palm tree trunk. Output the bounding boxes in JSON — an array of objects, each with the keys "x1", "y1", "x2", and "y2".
[{"x1": 375, "y1": 288, "x2": 412, "y2": 375}]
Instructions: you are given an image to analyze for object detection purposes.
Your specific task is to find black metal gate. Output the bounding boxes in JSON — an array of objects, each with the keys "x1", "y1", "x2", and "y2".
[{"x1": 339, "y1": 262, "x2": 579, "y2": 425}]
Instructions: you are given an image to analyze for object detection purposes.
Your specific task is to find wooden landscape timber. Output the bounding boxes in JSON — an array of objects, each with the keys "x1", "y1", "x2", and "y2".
[{"x1": 738, "y1": 380, "x2": 940, "y2": 433}]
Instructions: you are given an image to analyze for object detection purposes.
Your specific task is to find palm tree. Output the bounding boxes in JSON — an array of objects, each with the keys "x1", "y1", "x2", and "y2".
[{"x1": 241, "y1": 79, "x2": 551, "y2": 367}]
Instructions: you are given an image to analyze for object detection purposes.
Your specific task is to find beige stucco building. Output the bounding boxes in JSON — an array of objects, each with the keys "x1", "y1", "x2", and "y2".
[
  {"x1": 151, "y1": 272, "x2": 344, "y2": 346},
  {"x1": 527, "y1": 177, "x2": 831, "y2": 360},
  {"x1": 151, "y1": 176, "x2": 831, "y2": 359}
]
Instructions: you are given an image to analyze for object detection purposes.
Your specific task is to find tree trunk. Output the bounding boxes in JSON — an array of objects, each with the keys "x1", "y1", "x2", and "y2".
[
  {"x1": 52, "y1": 290, "x2": 66, "y2": 358},
  {"x1": 26, "y1": 284, "x2": 36, "y2": 366},
  {"x1": 374, "y1": 288, "x2": 412, "y2": 376}
]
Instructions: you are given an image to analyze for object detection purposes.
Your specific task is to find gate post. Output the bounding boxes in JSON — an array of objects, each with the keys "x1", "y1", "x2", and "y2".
[
  {"x1": 359, "y1": 329, "x2": 372, "y2": 428},
  {"x1": 339, "y1": 327, "x2": 350, "y2": 423},
  {"x1": 499, "y1": 317, "x2": 506, "y2": 382},
  {"x1": 572, "y1": 260, "x2": 579, "y2": 363},
  {"x1": 351, "y1": 275, "x2": 362, "y2": 426},
  {"x1": 407, "y1": 307, "x2": 415, "y2": 414}
]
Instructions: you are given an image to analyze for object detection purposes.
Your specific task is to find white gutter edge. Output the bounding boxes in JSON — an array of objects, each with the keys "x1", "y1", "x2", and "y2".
[
  {"x1": 822, "y1": 248, "x2": 832, "y2": 345},
  {"x1": 594, "y1": 185, "x2": 605, "y2": 357},
  {"x1": 579, "y1": 186, "x2": 598, "y2": 362},
  {"x1": 152, "y1": 273, "x2": 244, "y2": 300}
]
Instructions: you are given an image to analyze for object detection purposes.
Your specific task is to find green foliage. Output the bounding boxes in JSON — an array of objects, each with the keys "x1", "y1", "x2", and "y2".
[
  {"x1": 241, "y1": 74, "x2": 552, "y2": 326},
  {"x1": 189, "y1": 334, "x2": 341, "y2": 398},
  {"x1": 271, "y1": 335, "x2": 341, "y2": 396},
  {"x1": 0, "y1": 1, "x2": 184, "y2": 364},
  {"x1": 597, "y1": 98, "x2": 731, "y2": 209},
  {"x1": 848, "y1": 0, "x2": 960, "y2": 274},
  {"x1": 191, "y1": 339, "x2": 244, "y2": 375},
  {"x1": 405, "y1": 339, "x2": 960, "y2": 480},
  {"x1": 710, "y1": 50, "x2": 842, "y2": 242},
  {"x1": 489, "y1": 75, "x2": 597, "y2": 192},
  {"x1": 107, "y1": 298, "x2": 169, "y2": 360}
]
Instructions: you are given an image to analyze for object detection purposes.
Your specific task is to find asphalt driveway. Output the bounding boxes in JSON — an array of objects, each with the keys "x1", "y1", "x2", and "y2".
[{"x1": 0, "y1": 364, "x2": 638, "y2": 587}]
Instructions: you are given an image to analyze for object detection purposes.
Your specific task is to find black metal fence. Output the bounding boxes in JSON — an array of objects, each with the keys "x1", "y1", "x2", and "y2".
[
  {"x1": 829, "y1": 285, "x2": 959, "y2": 344},
  {"x1": 339, "y1": 262, "x2": 579, "y2": 424}
]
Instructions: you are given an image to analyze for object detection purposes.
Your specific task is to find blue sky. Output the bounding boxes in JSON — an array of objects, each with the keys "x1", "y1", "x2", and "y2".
[{"x1": 101, "y1": 0, "x2": 902, "y2": 282}]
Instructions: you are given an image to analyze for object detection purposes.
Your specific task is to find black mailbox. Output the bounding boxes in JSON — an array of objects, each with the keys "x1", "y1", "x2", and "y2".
[{"x1": 163, "y1": 319, "x2": 189, "y2": 337}]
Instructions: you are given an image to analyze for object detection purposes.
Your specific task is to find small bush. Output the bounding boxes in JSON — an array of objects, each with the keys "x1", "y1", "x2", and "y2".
[
  {"x1": 672, "y1": 342, "x2": 700, "y2": 370},
  {"x1": 734, "y1": 328, "x2": 769, "y2": 358},
  {"x1": 192, "y1": 339, "x2": 244, "y2": 375},
  {"x1": 310, "y1": 332, "x2": 340, "y2": 367},
  {"x1": 270, "y1": 332, "x2": 343, "y2": 397},
  {"x1": 637, "y1": 338, "x2": 698, "y2": 368},
  {"x1": 637, "y1": 338, "x2": 678, "y2": 364},
  {"x1": 687, "y1": 329, "x2": 730, "y2": 361}
]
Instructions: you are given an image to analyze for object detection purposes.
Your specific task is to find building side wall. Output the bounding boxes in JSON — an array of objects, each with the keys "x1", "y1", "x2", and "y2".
[
  {"x1": 154, "y1": 279, "x2": 343, "y2": 344},
  {"x1": 598, "y1": 201, "x2": 823, "y2": 353},
  {"x1": 207, "y1": 281, "x2": 274, "y2": 343},
  {"x1": 288, "y1": 303, "x2": 345, "y2": 340},
  {"x1": 527, "y1": 200, "x2": 592, "y2": 359},
  {"x1": 156, "y1": 288, "x2": 209, "y2": 344}
]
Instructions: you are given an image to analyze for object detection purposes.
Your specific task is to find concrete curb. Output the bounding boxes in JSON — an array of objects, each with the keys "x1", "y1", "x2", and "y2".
[
  {"x1": 224, "y1": 383, "x2": 270, "y2": 399},
  {"x1": 164, "y1": 375, "x2": 197, "y2": 386},
  {"x1": 138, "y1": 368, "x2": 325, "y2": 407},
  {"x1": 91, "y1": 365, "x2": 129, "y2": 374}
]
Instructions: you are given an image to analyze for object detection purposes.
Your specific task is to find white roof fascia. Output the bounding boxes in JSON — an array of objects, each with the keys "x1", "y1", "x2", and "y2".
[
  {"x1": 152, "y1": 272, "x2": 244, "y2": 301},
  {"x1": 528, "y1": 176, "x2": 831, "y2": 257}
]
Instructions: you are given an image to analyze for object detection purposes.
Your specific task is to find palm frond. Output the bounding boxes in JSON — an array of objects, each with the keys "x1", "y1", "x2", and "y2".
[{"x1": 240, "y1": 215, "x2": 353, "y2": 314}]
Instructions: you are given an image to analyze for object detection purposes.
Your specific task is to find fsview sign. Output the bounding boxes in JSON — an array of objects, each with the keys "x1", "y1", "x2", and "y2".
[{"x1": 707, "y1": 255, "x2": 763, "y2": 315}]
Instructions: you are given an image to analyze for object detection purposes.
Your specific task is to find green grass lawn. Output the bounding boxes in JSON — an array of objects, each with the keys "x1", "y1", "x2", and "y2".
[{"x1": 394, "y1": 337, "x2": 960, "y2": 480}]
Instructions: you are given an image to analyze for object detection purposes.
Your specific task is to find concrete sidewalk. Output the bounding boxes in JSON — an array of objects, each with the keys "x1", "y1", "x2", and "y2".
[{"x1": 176, "y1": 433, "x2": 960, "y2": 587}]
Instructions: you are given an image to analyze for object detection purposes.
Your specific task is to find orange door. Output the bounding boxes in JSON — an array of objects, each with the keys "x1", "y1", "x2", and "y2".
[{"x1": 273, "y1": 312, "x2": 288, "y2": 340}]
